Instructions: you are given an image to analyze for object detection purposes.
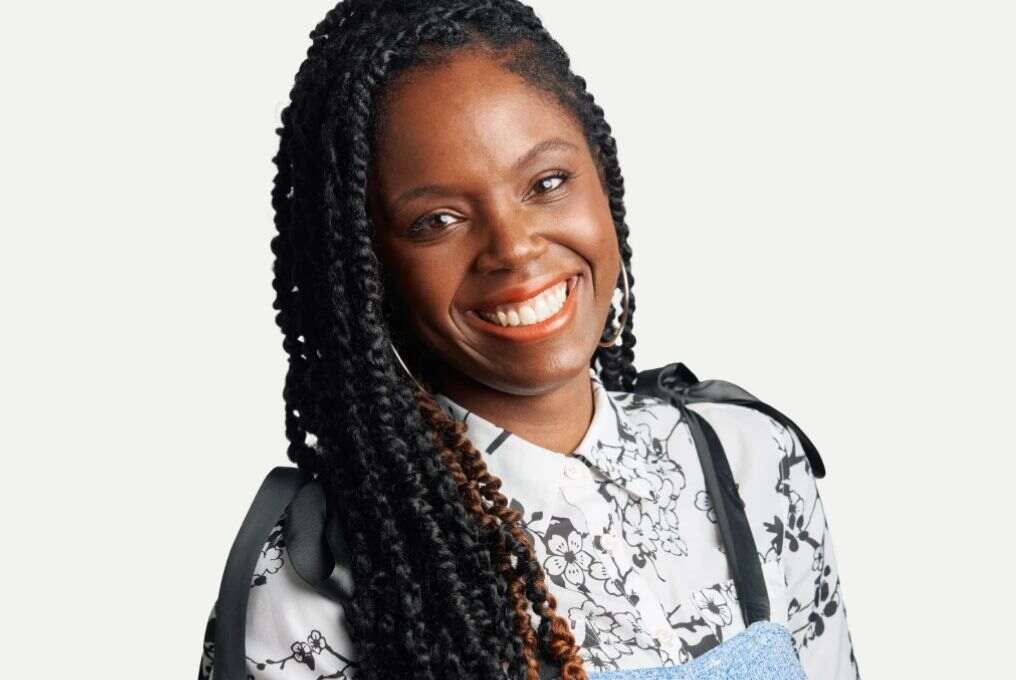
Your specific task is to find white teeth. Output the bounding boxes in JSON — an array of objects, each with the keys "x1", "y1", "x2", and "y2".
[
  {"x1": 533, "y1": 297, "x2": 550, "y2": 318},
  {"x1": 477, "y1": 279, "x2": 569, "y2": 327}
]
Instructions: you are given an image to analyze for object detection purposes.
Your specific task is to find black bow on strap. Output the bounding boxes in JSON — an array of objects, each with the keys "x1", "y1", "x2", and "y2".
[{"x1": 635, "y1": 362, "x2": 825, "y2": 478}]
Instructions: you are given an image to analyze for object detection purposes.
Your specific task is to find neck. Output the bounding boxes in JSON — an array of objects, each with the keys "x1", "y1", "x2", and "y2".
[{"x1": 433, "y1": 367, "x2": 595, "y2": 456}]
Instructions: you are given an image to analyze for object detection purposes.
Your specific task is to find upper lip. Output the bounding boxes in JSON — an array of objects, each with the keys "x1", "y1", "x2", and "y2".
[{"x1": 472, "y1": 272, "x2": 577, "y2": 312}]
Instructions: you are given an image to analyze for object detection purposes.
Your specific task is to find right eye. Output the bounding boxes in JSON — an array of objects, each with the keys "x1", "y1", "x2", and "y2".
[{"x1": 408, "y1": 211, "x2": 459, "y2": 236}]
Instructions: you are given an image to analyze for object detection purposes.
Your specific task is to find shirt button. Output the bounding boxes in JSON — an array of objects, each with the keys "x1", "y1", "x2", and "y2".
[
  {"x1": 654, "y1": 624, "x2": 674, "y2": 646},
  {"x1": 600, "y1": 532, "x2": 619, "y2": 553},
  {"x1": 564, "y1": 457, "x2": 587, "y2": 480}
]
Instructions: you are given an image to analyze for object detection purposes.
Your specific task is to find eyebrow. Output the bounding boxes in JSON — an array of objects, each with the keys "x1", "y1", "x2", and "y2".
[{"x1": 390, "y1": 137, "x2": 580, "y2": 212}]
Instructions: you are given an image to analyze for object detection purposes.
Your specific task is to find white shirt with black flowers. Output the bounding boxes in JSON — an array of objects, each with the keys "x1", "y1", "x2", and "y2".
[{"x1": 197, "y1": 367, "x2": 861, "y2": 680}]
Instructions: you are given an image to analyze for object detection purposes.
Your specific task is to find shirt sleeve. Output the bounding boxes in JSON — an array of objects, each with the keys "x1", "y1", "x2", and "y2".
[
  {"x1": 776, "y1": 422, "x2": 861, "y2": 680},
  {"x1": 197, "y1": 603, "x2": 215, "y2": 680},
  {"x1": 198, "y1": 513, "x2": 362, "y2": 680}
]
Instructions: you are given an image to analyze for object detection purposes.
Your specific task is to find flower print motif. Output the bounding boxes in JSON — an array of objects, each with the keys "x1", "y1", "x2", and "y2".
[
  {"x1": 612, "y1": 611, "x2": 657, "y2": 651},
  {"x1": 624, "y1": 472, "x2": 655, "y2": 501},
  {"x1": 595, "y1": 641, "x2": 630, "y2": 663},
  {"x1": 656, "y1": 475, "x2": 684, "y2": 511},
  {"x1": 660, "y1": 532, "x2": 688, "y2": 557},
  {"x1": 812, "y1": 539, "x2": 826, "y2": 572},
  {"x1": 570, "y1": 600, "x2": 616, "y2": 645},
  {"x1": 788, "y1": 490, "x2": 805, "y2": 525},
  {"x1": 658, "y1": 504, "x2": 680, "y2": 532},
  {"x1": 769, "y1": 419, "x2": 795, "y2": 454},
  {"x1": 574, "y1": 607, "x2": 628, "y2": 655},
  {"x1": 603, "y1": 574, "x2": 629, "y2": 600},
  {"x1": 291, "y1": 640, "x2": 313, "y2": 665},
  {"x1": 544, "y1": 530, "x2": 608, "y2": 589},
  {"x1": 627, "y1": 422, "x2": 656, "y2": 465},
  {"x1": 693, "y1": 586, "x2": 733, "y2": 627},
  {"x1": 582, "y1": 645, "x2": 621, "y2": 672},
  {"x1": 604, "y1": 421, "x2": 654, "y2": 479},
  {"x1": 622, "y1": 502, "x2": 660, "y2": 549},
  {"x1": 262, "y1": 548, "x2": 284, "y2": 571},
  {"x1": 307, "y1": 630, "x2": 327, "y2": 654},
  {"x1": 252, "y1": 545, "x2": 284, "y2": 586},
  {"x1": 694, "y1": 489, "x2": 717, "y2": 523}
]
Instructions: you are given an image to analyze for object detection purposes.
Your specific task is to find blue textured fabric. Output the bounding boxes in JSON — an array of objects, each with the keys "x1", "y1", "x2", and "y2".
[{"x1": 586, "y1": 621, "x2": 807, "y2": 680}]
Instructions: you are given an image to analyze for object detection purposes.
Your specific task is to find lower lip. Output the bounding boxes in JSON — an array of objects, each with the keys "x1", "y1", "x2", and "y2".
[{"x1": 464, "y1": 275, "x2": 580, "y2": 343}]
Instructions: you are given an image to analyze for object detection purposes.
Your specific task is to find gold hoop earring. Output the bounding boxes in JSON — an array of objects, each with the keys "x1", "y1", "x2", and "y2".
[
  {"x1": 389, "y1": 340, "x2": 430, "y2": 397},
  {"x1": 598, "y1": 258, "x2": 630, "y2": 348}
]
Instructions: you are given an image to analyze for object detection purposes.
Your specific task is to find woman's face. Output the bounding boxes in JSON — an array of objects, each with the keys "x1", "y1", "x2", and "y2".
[{"x1": 368, "y1": 50, "x2": 619, "y2": 396}]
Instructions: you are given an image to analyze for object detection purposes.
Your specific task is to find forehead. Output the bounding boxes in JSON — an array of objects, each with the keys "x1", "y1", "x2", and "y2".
[{"x1": 371, "y1": 50, "x2": 584, "y2": 186}]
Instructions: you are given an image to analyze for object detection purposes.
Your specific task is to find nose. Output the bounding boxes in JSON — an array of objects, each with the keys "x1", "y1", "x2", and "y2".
[{"x1": 473, "y1": 206, "x2": 550, "y2": 273}]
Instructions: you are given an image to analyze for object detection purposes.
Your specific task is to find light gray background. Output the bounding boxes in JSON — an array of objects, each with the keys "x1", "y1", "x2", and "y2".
[{"x1": 3, "y1": 1, "x2": 1013, "y2": 677}]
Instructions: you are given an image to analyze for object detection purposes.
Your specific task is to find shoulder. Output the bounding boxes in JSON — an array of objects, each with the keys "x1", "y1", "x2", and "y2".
[
  {"x1": 685, "y1": 400, "x2": 810, "y2": 479},
  {"x1": 606, "y1": 384, "x2": 806, "y2": 479},
  {"x1": 683, "y1": 398, "x2": 829, "y2": 560},
  {"x1": 207, "y1": 507, "x2": 363, "y2": 680},
  {"x1": 683, "y1": 400, "x2": 809, "y2": 541},
  {"x1": 606, "y1": 384, "x2": 686, "y2": 438},
  {"x1": 686, "y1": 400, "x2": 788, "y2": 459}
]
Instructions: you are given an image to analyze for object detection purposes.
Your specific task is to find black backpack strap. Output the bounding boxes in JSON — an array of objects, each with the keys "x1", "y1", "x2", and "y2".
[
  {"x1": 637, "y1": 371, "x2": 772, "y2": 626},
  {"x1": 636, "y1": 362, "x2": 825, "y2": 478},
  {"x1": 685, "y1": 406, "x2": 771, "y2": 625},
  {"x1": 214, "y1": 466, "x2": 311, "y2": 680}
]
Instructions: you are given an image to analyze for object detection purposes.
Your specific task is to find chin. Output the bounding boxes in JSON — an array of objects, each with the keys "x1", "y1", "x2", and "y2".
[{"x1": 477, "y1": 351, "x2": 594, "y2": 395}]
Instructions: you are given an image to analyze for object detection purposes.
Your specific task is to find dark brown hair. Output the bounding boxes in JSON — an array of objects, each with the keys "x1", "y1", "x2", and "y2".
[{"x1": 271, "y1": 1, "x2": 637, "y2": 677}]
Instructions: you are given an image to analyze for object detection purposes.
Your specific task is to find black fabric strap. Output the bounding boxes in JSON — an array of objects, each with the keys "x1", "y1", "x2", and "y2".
[
  {"x1": 635, "y1": 364, "x2": 773, "y2": 626},
  {"x1": 214, "y1": 466, "x2": 310, "y2": 680},
  {"x1": 684, "y1": 407, "x2": 771, "y2": 624},
  {"x1": 714, "y1": 398, "x2": 825, "y2": 478}
]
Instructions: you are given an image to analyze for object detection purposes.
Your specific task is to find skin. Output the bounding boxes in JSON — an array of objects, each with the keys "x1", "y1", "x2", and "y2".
[{"x1": 368, "y1": 49, "x2": 621, "y2": 455}]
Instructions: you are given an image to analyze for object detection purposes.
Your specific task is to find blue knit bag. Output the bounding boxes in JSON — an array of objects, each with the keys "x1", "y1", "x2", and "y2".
[{"x1": 586, "y1": 621, "x2": 806, "y2": 680}]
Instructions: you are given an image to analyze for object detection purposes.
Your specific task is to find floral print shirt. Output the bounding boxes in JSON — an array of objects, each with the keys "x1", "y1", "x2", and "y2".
[{"x1": 197, "y1": 367, "x2": 860, "y2": 679}]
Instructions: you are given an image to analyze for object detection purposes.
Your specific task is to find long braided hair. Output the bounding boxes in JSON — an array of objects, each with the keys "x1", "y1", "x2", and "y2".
[{"x1": 271, "y1": 1, "x2": 638, "y2": 678}]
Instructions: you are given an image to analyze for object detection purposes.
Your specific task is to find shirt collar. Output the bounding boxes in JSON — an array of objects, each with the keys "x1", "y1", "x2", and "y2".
[{"x1": 431, "y1": 367, "x2": 655, "y2": 503}]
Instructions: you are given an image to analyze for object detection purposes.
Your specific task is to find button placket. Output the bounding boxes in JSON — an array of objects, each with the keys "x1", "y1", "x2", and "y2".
[
  {"x1": 653, "y1": 622, "x2": 675, "y2": 647},
  {"x1": 559, "y1": 456, "x2": 594, "y2": 511},
  {"x1": 563, "y1": 457, "x2": 587, "y2": 481}
]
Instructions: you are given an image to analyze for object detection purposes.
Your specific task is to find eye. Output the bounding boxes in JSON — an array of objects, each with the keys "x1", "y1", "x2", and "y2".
[
  {"x1": 530, "y1": 170, "x2": 572, "y2": 197},
  {"x1": 407, "y1": 211, "x2": 459, "y2": 236},
  {"x1": 405, "y1": 171, "x2": 574, "y2": 236}
]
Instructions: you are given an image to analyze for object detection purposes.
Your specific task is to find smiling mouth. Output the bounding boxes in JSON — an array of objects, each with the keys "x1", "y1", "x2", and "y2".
[
  {"x1": 472, "y1": 275, "x2": 576, "y2": 327},
  {"x1": 464, "y1": 275, "x2": 580, "y2": 342}
]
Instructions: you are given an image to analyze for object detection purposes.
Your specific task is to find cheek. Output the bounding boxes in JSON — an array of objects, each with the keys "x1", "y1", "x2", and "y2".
[
  {"x1": 562, "y1": 190, "x2": 619, "y2": 303},
  {"x1": 385, "y1": 254, "x2": 461, "y2": 336}
]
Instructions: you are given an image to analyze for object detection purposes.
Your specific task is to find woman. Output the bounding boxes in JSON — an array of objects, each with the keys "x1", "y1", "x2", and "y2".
[{"x1": 197, "y1": 1, "x2": 860, "y2": 679}]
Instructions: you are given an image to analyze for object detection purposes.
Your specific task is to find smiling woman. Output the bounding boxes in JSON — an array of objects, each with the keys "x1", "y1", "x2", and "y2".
[{"x1": 196, "y1": 2, "x2": 860, "y2": 680}]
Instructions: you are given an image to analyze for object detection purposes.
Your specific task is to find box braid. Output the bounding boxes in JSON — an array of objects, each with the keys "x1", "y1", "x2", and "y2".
[{"x1": 269, "y1": 1, "x2": 638, "y2": 678}]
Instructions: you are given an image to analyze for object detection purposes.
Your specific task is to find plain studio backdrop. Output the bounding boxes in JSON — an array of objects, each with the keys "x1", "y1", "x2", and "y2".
[{"x1": 2, "y1": 1, "x2": 1012, "y2": 677}]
